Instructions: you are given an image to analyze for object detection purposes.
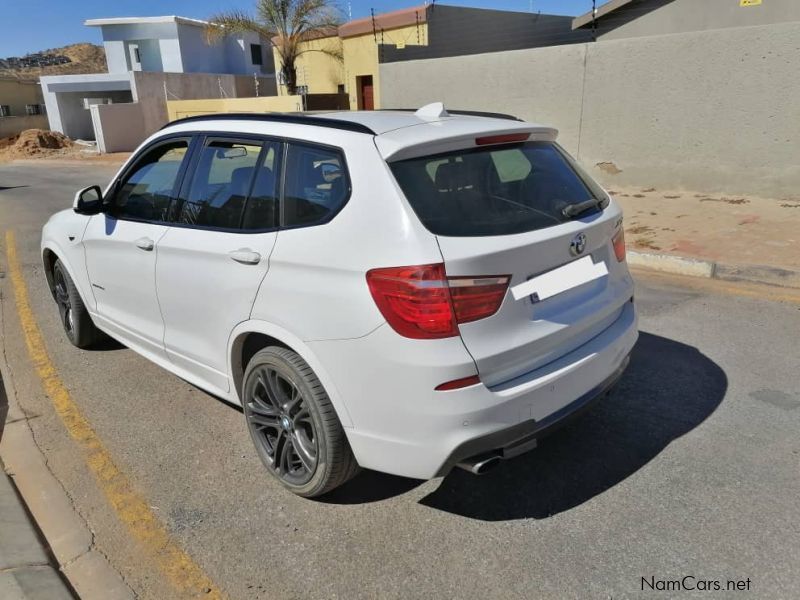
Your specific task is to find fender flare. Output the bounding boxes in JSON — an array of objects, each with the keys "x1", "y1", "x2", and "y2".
[
  {"x1": 227, "y1": 320, "x2": 354, "y2": 428},
  {"x1": 40, "y1": 240, "x2": 94, "y2": 309}
]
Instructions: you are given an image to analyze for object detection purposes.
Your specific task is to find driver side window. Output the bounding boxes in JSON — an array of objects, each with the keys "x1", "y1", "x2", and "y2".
[{"x1": 110, "y1": 140, "x2": 189, "y2": 222}]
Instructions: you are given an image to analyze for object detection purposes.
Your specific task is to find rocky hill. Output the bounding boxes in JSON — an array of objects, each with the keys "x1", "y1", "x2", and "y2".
[{"x1": 0, "y1": 43, "x2": 106, "y2": 79}]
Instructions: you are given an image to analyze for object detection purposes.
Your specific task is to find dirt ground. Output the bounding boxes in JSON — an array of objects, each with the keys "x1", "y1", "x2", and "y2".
[
  {"x1": 0, "y1": 130, "x2": 129, "y2": 164},
  {"x1": 612, "y1": 186, "x2": 800, "y2": 270}
]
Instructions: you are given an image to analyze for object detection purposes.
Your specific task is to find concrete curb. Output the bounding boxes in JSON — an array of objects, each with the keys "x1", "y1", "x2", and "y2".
[
  {"x1": 627, "y1": 251, "x2": 800, "y2": 290},
  {"x1": 0, "y1": 370, "x2": 134, "y2": 600},
  {"x1": 627, "y1": 251, "x2": 715, "y2": 278}
]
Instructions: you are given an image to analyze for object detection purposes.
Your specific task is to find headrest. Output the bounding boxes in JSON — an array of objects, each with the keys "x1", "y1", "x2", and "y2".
[
  {"x1": 230, "y1": 166, "x2": 254, "y2": 196},
  {"x1": 434, "y1": 161, "x2": 475, "y2": 192}
]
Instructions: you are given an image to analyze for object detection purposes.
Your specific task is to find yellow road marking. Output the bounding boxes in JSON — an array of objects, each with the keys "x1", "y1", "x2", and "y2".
[{"x1": 4, "y1": 231, "x2": 224, "y2": 599}]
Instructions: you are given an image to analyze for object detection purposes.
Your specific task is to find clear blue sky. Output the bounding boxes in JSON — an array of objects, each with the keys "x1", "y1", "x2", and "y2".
[{"x1": 0, "y1": 0, "x2": 596, "y2": 57}]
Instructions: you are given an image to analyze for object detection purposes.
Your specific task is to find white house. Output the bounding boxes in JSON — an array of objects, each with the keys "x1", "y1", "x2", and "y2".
[{"x1": 40, "y1": 16, "x2": 275, "y2": 140}]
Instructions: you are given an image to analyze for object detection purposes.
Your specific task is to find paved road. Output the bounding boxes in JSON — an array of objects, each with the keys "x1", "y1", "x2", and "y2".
[{"x1": 1, "y1": 163, "x2": 799, "y2": 599}]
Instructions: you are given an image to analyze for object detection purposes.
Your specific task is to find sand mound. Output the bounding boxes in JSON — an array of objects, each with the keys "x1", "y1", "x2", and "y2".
[{"x1": 0, "y1": 129, "x2": 74, "y2": 160}]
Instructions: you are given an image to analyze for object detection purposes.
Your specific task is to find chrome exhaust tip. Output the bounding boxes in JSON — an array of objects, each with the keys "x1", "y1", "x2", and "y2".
[{"x1": 456, "y1": 453, "x2": 501, "y2": 475}]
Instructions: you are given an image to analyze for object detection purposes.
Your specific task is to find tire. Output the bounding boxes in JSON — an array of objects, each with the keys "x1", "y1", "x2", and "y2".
[
  {"x1": 52, "y1": 259, "x2": 102, "y2": 348},
  {"x1": 242, "y1": 346, "x2": 359, "y2": 497}
]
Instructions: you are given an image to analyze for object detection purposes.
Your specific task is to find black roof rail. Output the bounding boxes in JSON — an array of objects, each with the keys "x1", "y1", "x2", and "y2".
[
  {"x1": 160, "y1": 112, "x2": 376, "y2": 135},
  {"x1": 380, "y1": 108, "x2": 523, "y2": 122}
]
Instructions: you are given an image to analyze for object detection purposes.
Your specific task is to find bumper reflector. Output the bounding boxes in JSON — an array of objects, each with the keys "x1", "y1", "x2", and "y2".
[{"x1": 435, "y1": 375, "x2": 481, "y2": 391}]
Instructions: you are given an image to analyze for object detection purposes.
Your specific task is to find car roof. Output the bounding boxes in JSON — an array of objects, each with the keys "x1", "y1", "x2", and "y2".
[
  {"x1": 159, "y1": 105, "x2": 559, "y2": 161},
  {"x1": 311, "y1": 109, "x2": 516, "y2": 135}
]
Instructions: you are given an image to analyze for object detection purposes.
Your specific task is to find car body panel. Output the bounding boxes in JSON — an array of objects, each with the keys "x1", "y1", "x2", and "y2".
[
  {"x1": 82, "y1": 215, "x2": 170, "y2": 361},
  {"x1": 41, "y1": 209, "x2": 94, "y2": 306},
  {"x1": 311, "y1": 301, "x2": 637, "y2": 479},
  {"x1": 157, "y1": 228, "x2": 277, "y2": 392},
  {"x1": 437, "y1": 201, "x2": 634, "y2": 387},
  {"x1": 252, "y1": 135, "x2": 443, "y2": 342}
]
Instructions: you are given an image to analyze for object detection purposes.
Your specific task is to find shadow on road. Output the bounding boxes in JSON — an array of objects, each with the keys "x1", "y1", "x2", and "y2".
[
  {"x1": 86, "y1": 335, "x2": 126, "y2": 352},
  {"x1": 325, "y1": 332, "x2": 727, "y2": 519}
]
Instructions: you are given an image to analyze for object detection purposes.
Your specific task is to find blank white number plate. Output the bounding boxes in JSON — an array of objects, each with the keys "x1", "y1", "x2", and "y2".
[{"x1": 510, "y1": 256, "x2": 608, "y2": 303}]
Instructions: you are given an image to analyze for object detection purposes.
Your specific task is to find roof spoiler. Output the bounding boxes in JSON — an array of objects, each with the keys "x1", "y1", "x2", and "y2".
[{"x1": 382, "y1": 106, "x2": 523, "y2": 122}]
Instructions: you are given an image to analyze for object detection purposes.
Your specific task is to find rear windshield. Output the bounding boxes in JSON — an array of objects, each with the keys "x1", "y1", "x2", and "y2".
[{"x1": 389, "y1": 141, "x2": 607, "y2": 237}]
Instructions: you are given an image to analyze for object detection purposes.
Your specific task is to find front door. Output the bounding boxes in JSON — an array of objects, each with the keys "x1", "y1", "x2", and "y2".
[
  {"x1": 155, "y1": 136, "x2": 282, "y2": 392},
  {"x1": 358, "y1": 75, "x2": 374, "y2": 110},
  {"x1": 83, "y1": 137, "x2": 192, "y2": 360}
]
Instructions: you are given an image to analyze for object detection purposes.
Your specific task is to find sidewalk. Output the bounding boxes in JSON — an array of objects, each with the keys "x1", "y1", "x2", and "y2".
[
  {"x1": 612, "y1": 186, "x2": 800, "y2": 288},
  {"x1": 0, "y1": 459, "x2": 74, "y2": 600}
]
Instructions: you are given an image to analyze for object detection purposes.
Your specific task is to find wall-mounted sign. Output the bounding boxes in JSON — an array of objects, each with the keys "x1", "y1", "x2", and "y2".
[{"x1": 740, "y1": 0, "x2": 762, "y2": 6}]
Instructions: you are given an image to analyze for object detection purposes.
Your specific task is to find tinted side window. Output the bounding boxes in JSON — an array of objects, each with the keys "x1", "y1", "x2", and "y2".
[
  {"x1": 241, "y1": 143, "x2": 282, "y2": 230},
  {"x1": 175, "y1": 140, "x2": 261, "y2": 228},
  {"x1": 283, "y1": 144, "x2": 349, "y2": 227},
  {"x1": 112, "y1": 141, "x2": 188, "y2": 221}
]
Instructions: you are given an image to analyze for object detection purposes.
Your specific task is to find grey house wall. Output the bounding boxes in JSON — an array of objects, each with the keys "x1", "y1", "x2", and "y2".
[
  {"x1": 98, "y1": 22, "x2": 274, "y2": 76},
  {"x1": 55, "y1": 90, "x2": 134, "y2": 139},
  {"x1": 177, "y1": 24, "x2": 228, "y2": 74},
  {"x1": 112, "y1": 71, "x2": 278, "y2": 146},
  {"x1": 40, "y1": 73, "x2": 133, "y2": 137},
  {"x1": 100, "y1": 23, "x2": 180, "y2": 73},
  {"x1": 588, "y1": 0, "x2": 800, "y2": 40},
  {"x1": 380, "y1": 21, "x2": 800, "y2": 198},
  {"x1": 382, "y1": 5, "x2": 591, "y2": 63}
]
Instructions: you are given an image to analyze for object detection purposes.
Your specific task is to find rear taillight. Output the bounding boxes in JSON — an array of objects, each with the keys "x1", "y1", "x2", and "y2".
[
  {"x1": 613, "y1": 228, "x2": 626, "y2": 262},
  {"x1": 366, "y1": 264, "x2": 510, "y2": 339},
  {"x1": 475, "y1": 132, "x2": 531, "y2": 146}
]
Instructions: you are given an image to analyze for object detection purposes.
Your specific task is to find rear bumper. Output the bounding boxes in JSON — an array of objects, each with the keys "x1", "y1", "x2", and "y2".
[
  {"x1": 309, "y1": 300, "x2": 638, "y2": 480},
  {"x1": 435, "y1": 354, "x2": 629, "y2": 476}
]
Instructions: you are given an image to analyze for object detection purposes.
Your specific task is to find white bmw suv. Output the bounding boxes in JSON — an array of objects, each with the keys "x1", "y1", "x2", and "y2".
[{"x1": 41, "y1": 104, "x2": 637, "y2": 497}]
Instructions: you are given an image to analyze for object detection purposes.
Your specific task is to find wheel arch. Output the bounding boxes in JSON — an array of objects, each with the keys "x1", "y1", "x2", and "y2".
[
  {"x1": 227, "y1": 320, "x2": 353, "y2": 428},
  {"x1": 41, "y1": 246, "x2": 59, "y2": 300}
]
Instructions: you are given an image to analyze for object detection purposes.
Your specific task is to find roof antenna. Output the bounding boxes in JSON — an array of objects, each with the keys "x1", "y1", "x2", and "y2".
[{"x1": 415, "y1": 102, "x2": 449, "y2": 119}]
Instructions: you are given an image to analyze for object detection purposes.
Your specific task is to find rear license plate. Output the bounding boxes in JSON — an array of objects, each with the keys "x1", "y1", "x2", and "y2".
[{"x1": 510, "y1": 255, "x2": 608, "y2": 303}]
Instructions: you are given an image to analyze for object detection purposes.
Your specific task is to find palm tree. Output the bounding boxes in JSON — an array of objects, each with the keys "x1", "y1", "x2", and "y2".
[{"x1": 207, "y1": 0, "x2": 343, "y2": 96}]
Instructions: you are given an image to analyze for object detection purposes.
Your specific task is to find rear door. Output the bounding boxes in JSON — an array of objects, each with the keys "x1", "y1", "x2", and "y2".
[
  {"x1": 155, "y1": 136, "x2": 282, "y2": 392},
  {"x1": 390, "y1": 141, "x2": 631, "y2": 387}
]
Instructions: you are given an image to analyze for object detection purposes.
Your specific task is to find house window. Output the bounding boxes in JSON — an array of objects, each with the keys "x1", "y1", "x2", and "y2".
[
  {"x1": 0, "y1": 105, "x2": 10, "y2": 117},
  {"x1": 250, "y1": 44, "x2": 263, "y2": 66},
  {"x1": 337, "y1": 84, "x2": 345, "y2": 94},
  {"x1": 26, "y1": 104, "x2": 42, "y2": 115}
]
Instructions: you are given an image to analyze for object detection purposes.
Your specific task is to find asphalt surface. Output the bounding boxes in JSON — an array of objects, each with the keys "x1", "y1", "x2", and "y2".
[{"x1": 1, "y1": 162, "x2": 799, "y2": 599}]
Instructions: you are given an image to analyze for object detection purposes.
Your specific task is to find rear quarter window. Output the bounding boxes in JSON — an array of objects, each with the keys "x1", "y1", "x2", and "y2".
[{"x1": 390, "y1": 141, "x2": 606, "y2": 237}]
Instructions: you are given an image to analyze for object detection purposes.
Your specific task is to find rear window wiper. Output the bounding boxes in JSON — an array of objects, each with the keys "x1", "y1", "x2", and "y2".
[{"x1": 562, "y1": 197, "x2": 608, "y2": 219}]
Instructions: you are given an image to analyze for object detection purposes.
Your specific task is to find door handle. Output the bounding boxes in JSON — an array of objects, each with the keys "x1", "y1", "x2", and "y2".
[
  {"x1": 134, "y1": 237, "x2": 155, "y2": 251},
  {"x1": 229, "y1": 248, "x2": 261, "y2": 265}
]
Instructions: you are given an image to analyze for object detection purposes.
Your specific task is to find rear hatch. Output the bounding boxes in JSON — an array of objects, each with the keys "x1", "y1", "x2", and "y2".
[{"x1": 388, "y1": 136, "x2": 631, "y2": 388}]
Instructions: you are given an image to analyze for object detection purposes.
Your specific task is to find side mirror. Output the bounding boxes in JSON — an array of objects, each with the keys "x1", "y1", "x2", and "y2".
[{"x1": 73, "y1": 185, "x2": 104, "y2": 215}]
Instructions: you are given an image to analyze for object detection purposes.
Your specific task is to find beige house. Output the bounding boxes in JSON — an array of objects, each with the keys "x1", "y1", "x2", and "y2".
[
  {"x1": 272, "y1": 6, "x2": 429, "y2": 110},
  {"x1": 273, "y1": 3, "x2": 588, "y2": 111},
  {"x1": 0, "y1": 78, "x2": 48, "y2": 137}
]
